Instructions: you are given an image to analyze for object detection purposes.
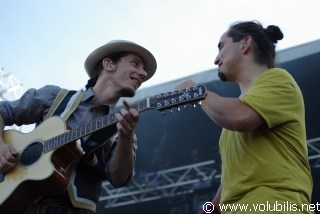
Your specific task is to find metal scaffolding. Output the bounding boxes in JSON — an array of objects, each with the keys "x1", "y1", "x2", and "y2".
[
  {"x1": 100, "y1": 160, "x2": 218, "y2": 208},
  {"x1": 100, "y1": 137, "x2": 320, "y2": 208},
  {"x1": 0, "y1": 67, "x2": 23, "y2": 101},
  {"x1": 0, "y1": 67, "x2": 24, "y2": 130},
  {"x1": 308, "y1": 137, "x2": 320, "y2": 168}
]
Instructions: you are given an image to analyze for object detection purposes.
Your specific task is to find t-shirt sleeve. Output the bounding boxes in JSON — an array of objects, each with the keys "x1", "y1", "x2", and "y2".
[{"x1": 240, "y1": 69, "x2": 298, "y2": 128}]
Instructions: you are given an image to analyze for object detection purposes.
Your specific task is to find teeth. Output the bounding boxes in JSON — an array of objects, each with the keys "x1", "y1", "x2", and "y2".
[{"x1": 132, "y1": 78, "x2": 140, "y2": 86}]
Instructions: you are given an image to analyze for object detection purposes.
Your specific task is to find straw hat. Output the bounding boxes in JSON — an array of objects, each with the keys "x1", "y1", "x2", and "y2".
[{"x1": 84, "y1": 40, "x2": 157, "y2": 82}]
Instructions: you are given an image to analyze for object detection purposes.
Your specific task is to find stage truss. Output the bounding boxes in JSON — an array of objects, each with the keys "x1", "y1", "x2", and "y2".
[
  {"x1": 100, "y1": 137, "x2": 320, "y2": 208},
  {"x1": 308, "y1": 137, "x2": 320, "y2": 168},
  {"x1": 100, "y1": 160, "x2": 217, "y2": 208},
  {"x1": 0, "y1": 67, "x2": 23, "y2": 130}
]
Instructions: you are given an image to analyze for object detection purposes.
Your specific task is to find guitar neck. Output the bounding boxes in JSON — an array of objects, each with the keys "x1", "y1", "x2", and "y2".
[{"x1": 43, "y1": 99, "x2": 149, "y2": 153}]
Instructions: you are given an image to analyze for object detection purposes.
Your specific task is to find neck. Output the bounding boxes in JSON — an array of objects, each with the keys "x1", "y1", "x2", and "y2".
[
  {"x1": 92, "y1": 83, "x2": 121, "y2": 105},
  {"x1": 238, "y1": 63, "x2": 269, "y2": 97}
]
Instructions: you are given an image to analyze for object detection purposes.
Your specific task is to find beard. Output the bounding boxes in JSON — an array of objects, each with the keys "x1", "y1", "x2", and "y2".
[
  {"x1": 119, "y1": 87, "x2": 136, "y2": 97},
  {"x1": 218, "y1": 71, "x2": 227, "y2": 82}
]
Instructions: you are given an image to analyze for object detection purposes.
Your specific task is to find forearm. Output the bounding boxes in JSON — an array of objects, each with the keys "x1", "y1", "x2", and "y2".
[
  {"x1": 201, "y1": 91, "x2": 263, "y2": 131},
  {"x1": 175, "y1": 80, "x2": 258, "y2": 131},
  {"x1": 108, "y1": 133, "x2": 135, "y2": 187},
  {"x1": 201, "y1": 91, "x2": 240, "y2": 130}
]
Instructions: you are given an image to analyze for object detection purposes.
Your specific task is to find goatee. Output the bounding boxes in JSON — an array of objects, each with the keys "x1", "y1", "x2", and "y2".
[
  {"x1": 119, "y1": 87, "x2": 135, "y2": 97},
  {"x1": 218, "y1": 71, "x2": 227, "y2": 82}
]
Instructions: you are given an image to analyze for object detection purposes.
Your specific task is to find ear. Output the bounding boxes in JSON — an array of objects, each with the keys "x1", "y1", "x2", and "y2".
[
  {"x1": 102, "y1": 58, "x2": 114, "y2": 71},
  {"x1": 241, "y1": 36, "x2": 253, "y2": 53}
]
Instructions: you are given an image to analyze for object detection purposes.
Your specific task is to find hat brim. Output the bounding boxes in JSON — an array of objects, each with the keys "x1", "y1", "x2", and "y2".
[{"x1": 84, "y1": 40, "x2": 157, "y2": 82}]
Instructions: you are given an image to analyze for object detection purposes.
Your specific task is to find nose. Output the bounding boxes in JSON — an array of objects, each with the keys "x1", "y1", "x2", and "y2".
[
  {"x1": 138, "y1": 68, "x2": 148, "y2": 81},
  {"x1": 214, "y1": 55, "x2": 220, "y2": 65}
]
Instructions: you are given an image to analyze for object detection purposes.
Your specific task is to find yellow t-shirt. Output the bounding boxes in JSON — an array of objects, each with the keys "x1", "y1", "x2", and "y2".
[{"x1": 219, "y1": 68, "x2": 313, "y2": 213}]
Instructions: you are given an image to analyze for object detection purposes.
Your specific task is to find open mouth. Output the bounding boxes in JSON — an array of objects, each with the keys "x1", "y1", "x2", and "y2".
[{"x1": 131, "y1": 77, "x2": 141, "y2": 88}]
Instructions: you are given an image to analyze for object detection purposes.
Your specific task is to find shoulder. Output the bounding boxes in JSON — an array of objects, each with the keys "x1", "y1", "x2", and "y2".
[
  {"x1": 27, "y1": 85, "x2": 67, "y2": 101},
  {"x1": 260, "y1": 68, "x2": 294, "y2": 82},
  {"x1": 37, "y1": 85, "x2": 63, "y2": 95},
  {"x1": 19, "y1": 85, "x2": 66, "y2": 108},
  {"x1": 255, "y1": 68, "x2": 298, "y2": 92}
]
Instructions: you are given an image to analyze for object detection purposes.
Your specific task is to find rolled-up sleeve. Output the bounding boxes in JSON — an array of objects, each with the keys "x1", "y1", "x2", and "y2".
[{"x1": 0, "y1": 85, "x2": 61, "y2": 126}]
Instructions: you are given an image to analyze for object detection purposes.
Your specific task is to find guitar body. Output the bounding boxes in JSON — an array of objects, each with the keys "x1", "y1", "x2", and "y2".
[{"x1": 0, "y1": 117, "x2": 83, "y2": 213}]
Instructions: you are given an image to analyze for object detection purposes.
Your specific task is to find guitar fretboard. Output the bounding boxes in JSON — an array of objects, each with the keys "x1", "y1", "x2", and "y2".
[{"x1": 43, "y1": 98, "x2": 150, "y2": 153}]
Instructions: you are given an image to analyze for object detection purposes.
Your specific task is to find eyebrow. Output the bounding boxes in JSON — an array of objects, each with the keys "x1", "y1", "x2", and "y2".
[{"x1": 133, "y1": 57, "x2": 145, "y2": 67}]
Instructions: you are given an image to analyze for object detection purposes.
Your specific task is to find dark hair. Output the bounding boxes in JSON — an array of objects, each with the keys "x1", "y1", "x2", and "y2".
[
  {"x1": 85, "y1": 52, "x2": 130, "y2": 89},
  {"x1": 227, "y1": 20, "x2": 283, "y2": 68}
]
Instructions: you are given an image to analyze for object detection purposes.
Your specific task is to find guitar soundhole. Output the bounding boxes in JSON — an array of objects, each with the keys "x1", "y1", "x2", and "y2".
[{"x1": 20, "y1": 142, "x2": 44, "y2": 167}]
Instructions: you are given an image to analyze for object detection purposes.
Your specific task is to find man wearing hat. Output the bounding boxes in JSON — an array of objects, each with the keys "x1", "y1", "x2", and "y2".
[{"x1": 0, "y1": 40, "x2": 157, "y2": 213}]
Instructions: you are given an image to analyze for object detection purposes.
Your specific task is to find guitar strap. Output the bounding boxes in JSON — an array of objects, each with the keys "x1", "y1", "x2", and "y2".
[
  {"x1": 45, "y1": 89, "x2": 118, "y2": 211},
  {"x1": 44, "y1": 89, "x2": 69, "y2": 120},
  {"x1": 45, "y1": 88, "x2": 116, "y2": 159},
  {"x1": 45, "y1": 89, "x2": 84, "y2": 120}
]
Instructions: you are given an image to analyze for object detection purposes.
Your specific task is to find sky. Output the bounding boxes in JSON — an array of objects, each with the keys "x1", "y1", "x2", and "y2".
[{"x1": 1, "y1": 0, "x2": 320, "y2": 99}]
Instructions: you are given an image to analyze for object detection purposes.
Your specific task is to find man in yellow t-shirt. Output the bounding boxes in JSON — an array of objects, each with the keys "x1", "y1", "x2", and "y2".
[
  {"x1": 220, "y1": 68, "x2": 312, "y2": 213},
  {"x1": 177, "y1": 21, "x2": 313, "y2": 214}
]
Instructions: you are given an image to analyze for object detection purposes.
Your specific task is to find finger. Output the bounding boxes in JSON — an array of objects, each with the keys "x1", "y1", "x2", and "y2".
[
  {"x1": 0, "y1": 156, "x2": 15, "y2": 173},
  {"x1": 122, "y1": 99, "x2": 131, "y2": 109},
  {"x1": 122, "y1": 99, "x2": 139, "y2": 120},
  {"x1": 1, "y1": 162, "x2": 15, "y2": 173},
  {"x1": 116, "y1": 121, "x2": 134, "y2": 137},
  {"x1": 129, "y1": 109, "x2": 140, "y2": 122},
  {"x1": 121, "y1": 108, "x2": 138, "y2": 122},
  {"x1": 76, "y1": 140, "x2": 84, "y2": 154},
  {"x1": 116, "y1": 110, "x2": 133, "y2": 130},
  {"x1": 116, "y1": 122, "x2": 127, "y2": 136},
  {"x1": 2, "y1": 146, "x2": 18, "y2": 163},
  {"x1": 0, "y1": 155, "x2": 5, "y2": 168},
  {"x1": 4, "y1": 152, "x2": 17, "y2": 163},
  {"x1": 120, "y1": 108, "x2": 140, "y2": 128},
  {"x1": 9, "y1": 145, "x2": 18, "y2": 157}
]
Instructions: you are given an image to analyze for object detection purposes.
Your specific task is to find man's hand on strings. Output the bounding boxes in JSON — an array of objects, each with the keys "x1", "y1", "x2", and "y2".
[
  {"x1": 115, "y1": 99, "x2": 140, "y2": 139},
  {"x1": 0, "y1": 140, "x2": 18, "y2": 173}
]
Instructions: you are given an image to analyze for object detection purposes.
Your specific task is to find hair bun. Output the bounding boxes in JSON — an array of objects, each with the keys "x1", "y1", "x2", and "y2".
[{"x1": 264, "y1": 25, "x2": 284, "y2": 44}]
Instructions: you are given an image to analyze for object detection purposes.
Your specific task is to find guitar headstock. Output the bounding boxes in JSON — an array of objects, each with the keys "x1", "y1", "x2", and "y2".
[{"x1": 149, "y1": 84, "x2": 207, "y2": 111}]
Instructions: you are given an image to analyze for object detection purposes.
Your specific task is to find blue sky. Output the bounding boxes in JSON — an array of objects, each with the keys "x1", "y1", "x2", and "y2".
[{"x1": 1, "y1": 0, "x2": 320, "y2": 94}]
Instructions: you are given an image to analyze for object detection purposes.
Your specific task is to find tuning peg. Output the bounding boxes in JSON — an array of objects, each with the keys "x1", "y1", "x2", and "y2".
[{"x1": 177, "y1": 107, "x2": 181, "y2": 112}]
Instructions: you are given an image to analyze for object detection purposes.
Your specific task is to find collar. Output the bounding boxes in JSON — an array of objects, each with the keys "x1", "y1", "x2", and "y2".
[
  {"x1": 82, "y1": 87, "x2": 96, "y2": 102},
  {"x1": 82, "y1": 87, "x2": 114, "y2": 112}
]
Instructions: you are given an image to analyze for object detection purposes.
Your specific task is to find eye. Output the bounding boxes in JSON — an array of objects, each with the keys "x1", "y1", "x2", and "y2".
[
  {"x1": 131, "y1": 60, "x2": 139, "y2": 67},
  {"x1": 131, "y1": 60, "x2": 145, "y2": 70},
  {"x1": 218, "y1": 42, "x2": 224, "y2": 51}
]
